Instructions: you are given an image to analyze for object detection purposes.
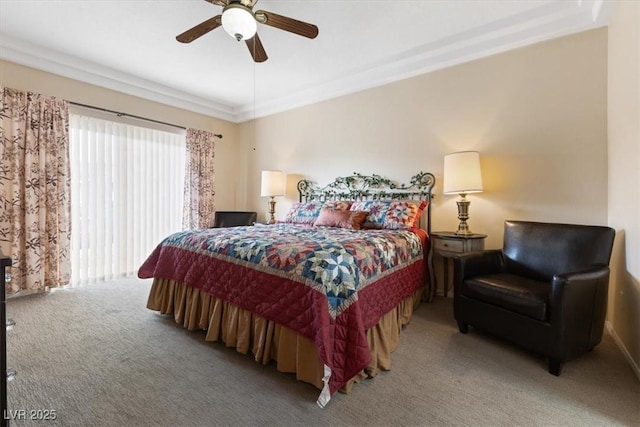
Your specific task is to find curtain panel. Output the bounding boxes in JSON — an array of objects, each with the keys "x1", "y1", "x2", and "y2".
[
  {"x1": 183, "y1": 128, "x2": 216, "y2": 229},
  {"x1": 0, "y1": 87, "x2": 71, "y2": 294}
]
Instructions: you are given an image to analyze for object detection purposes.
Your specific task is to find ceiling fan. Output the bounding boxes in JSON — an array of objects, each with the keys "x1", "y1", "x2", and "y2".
[{"x1": 176, "y1": 0, "x2": 319, "y2": 63}]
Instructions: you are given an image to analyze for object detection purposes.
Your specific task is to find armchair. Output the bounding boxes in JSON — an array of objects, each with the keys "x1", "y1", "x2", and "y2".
[{"x1": 453, "y1": 220, "x2": 615, "y2": 376}]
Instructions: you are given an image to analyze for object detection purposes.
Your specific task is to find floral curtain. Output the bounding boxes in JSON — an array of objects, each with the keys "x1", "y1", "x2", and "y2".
[
  {"x1": 0, "y1": 87, "x2": 71, "y2": 294},
  {"x1": 182, "y1": 128, "x2": 216, "y2": 229}
]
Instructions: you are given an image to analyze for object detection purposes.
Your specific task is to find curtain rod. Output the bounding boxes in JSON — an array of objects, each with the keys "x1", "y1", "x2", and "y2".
[{"x1": 69, "y1": 101, "x2": 223, "y2": 139}]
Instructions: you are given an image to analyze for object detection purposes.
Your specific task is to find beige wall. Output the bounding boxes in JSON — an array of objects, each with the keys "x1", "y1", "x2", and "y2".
[
  {"x1": 608, "y1": 0, "x2": 640, "y2": 376},
  {"x1": 241, "y1": 29, "x2": 609, "y2": 251},
  {"x1": 0, "y1": 60, "x2": 242, "y2": 210}
]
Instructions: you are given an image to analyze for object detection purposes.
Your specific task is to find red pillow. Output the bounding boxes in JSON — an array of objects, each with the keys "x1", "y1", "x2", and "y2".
[{"x1": 313, "y1": 208, "x2": 368, "y2": 230}]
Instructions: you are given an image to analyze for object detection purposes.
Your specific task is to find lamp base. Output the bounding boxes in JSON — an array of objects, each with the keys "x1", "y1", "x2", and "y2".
[
  {"x1": 455, "y1": 194, "x2": 474, "y2": 235},
  {"x1": 455, "y1": 225, "x2": 474, "y2": 236},
  {"x1": 267, "y1": 197, "x2": 277, "y2": 225}
]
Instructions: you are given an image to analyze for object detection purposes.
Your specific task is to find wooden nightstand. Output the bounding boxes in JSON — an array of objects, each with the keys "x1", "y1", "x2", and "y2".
[{"x1": 431, "y1": 231, "x2": 487, "y2": 297}]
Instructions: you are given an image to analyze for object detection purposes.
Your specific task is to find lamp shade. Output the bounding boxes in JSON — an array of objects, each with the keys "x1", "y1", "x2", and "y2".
[
  {"x1": 222, "y1": 4, "x2": 257, "y2": 41},
  {"x1": 443, "y1": 151, "x2": 483, "y2": 195},
  {"x1": 260, "y1": 170, "x2": 285, "y2": 197}
]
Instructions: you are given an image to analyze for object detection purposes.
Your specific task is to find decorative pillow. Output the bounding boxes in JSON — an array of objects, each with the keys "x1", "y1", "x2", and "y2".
[
  {"x1": 283, "y1": 201, "x2": 324, "y2": 225},
  {"x1": 282, "y1": 201, "x2": 352, "y2": 225},
  {"x1": 351, "y1": 200, "x2": 428, "y2": 229},
  {"x1": 385, "y1": 200, "x2": 427, "y2": 229},
  {"x1": 350, "y1": 201, "x2": 389, "y2": 229},
  {"x1": 313, "y1": 208, "x2": 368, "y2": 230},
  {"x1": 322, "y1": 200, "x2": 353, "y2": 211}
]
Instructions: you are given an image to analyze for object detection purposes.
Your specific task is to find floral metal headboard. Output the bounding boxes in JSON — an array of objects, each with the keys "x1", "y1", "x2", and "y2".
[
  {"x1": 297, "y1": 171, "x2": 436, "y2": 231},
  {"x1": 297, "y1": 171, "x2": 435, "y2": 203}
]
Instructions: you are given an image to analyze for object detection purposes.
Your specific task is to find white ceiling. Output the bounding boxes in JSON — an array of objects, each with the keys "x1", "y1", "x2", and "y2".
[{"x1": 0, "y1": 0, "x2": 612, "y2": 123}]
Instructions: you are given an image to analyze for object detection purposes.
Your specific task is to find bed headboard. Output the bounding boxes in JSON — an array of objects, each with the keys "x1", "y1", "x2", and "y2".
[{"x1": 297, "y1": 171, "x2": 436, "y2": 233}]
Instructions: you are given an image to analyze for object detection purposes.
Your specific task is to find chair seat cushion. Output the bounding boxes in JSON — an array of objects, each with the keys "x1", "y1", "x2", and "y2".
[{"x1": 461, "y1": 273, "x2": 550, "y2": 321}]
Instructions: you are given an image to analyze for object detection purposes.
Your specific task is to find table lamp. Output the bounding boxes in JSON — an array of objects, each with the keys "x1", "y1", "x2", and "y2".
[
  {"x1": 443, "y1": 151, "x2": 483, "y2": 235},
  {"x1": 260, "y1": 170, "x2": 285, "y2": 224}
]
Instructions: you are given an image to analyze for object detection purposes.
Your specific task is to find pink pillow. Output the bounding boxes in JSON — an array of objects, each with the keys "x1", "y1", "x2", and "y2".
[
  {"x1": 313, "y1": 208, "x2": 368, "y2": 230},
  {"x1": 282, "y1": 201, "x2": 352, "y2": 225},
  {"x1": 322, "y1": 200, "x2": 353, "y2": 211}
]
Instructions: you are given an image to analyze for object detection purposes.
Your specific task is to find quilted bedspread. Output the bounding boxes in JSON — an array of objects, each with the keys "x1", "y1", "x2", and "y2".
[{"x1": 138, "y1": 223, "x2": 427, "y2": 405}]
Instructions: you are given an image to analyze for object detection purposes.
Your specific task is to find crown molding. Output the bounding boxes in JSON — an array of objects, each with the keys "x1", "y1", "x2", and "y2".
[
  {"x1": 237, "y1": 0, "x2": 612, "y2": 122},
  {"x1": 0, "y1": 1, "x2": 611, "y2": 124},
  {"x1": 0, "y1": 35, "x2": 238, "y2": 122}
]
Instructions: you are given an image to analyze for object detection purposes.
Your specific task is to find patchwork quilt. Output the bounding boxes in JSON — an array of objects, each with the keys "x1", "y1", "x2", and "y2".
[{"x1": 138, "y1": 223, "x2": 427, "y2": 405}]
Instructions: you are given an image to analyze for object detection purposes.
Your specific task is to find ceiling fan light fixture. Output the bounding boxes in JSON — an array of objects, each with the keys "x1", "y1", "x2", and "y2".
[{"x1": 222, "y1": 4, "x2": 257, "y2": 41}]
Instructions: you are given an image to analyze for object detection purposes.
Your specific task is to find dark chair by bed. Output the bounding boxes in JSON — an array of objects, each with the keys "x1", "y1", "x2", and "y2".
[
  {"x1": 452, "y1": 220, "x2": 615, "y2": 376},
  {"x1": 213, "y1": 211, "x2": 257, "y2": 228}
]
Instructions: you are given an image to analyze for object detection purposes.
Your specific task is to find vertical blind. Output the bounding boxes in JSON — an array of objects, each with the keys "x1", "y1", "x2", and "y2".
[{"x1": 69, "y1": 114, "x2": 186, "y2": 284}]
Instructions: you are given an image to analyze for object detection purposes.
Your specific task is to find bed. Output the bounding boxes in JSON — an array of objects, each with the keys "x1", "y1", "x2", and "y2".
[{"x1": 138, "y1": 172, "x2": 435, "y2": 407}]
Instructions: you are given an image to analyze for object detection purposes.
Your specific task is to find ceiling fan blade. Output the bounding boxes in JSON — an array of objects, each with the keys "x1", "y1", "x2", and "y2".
[
  {"x1": 176, "y1": 15, "x2": 222, "y2": 43},
  {"x1": 204, "y1": 0, "x2": 227, "y2": 6},
  {"x1": 255, "y1": 10, "x2": 318, "y2": 39},
  {"x1": 245, "y1": 33, "x2": 268, "y2": 63},
  {"x1": 206, "y1": 0, "x2": 257, "y2": 7}
]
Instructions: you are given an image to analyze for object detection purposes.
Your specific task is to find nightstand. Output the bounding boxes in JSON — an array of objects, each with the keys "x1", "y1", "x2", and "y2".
[{"x1": 431, "y1": 231, "x2": 487, "y2": 297}]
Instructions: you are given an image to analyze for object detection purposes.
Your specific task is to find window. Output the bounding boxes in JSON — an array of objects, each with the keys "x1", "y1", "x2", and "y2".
[{"x1": 69, "y1": 113, "x2": 186, "y2": 284}]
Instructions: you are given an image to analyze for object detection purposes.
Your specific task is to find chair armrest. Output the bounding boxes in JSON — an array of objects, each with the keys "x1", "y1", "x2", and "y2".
[
  {"x1": 550, "y1": 265, "x2": 610, "y2": 345},
  {"x1": 453, "y1": 250, "x2": 505, "y2": 282},
  {"x1": 551, "y1": 264, "x2": 610, "y2": 296}
]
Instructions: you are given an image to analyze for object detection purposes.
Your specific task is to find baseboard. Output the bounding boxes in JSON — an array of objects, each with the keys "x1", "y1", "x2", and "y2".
[{"x1": 605, "y1": 320, "x2": 640, "y2": 381}]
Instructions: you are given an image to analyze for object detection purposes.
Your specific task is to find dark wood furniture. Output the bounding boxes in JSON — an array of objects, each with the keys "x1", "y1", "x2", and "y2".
[
  {"x1": 1, "y1": 253, "x2": 12, "y2": 427},
  {"x1": 431, "y1": 231, "x2": 486, "y2": 297}
]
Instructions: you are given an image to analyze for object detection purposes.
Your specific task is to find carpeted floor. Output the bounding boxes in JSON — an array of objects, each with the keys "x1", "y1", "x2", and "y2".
[{"x1": 4, "y1": 278, "x2": 639, "y2": 427}]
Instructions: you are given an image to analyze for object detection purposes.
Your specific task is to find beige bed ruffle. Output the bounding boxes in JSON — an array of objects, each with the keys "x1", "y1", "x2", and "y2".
[{"x1": 147, "y1": 278, "x2": 422, "y2": 393}]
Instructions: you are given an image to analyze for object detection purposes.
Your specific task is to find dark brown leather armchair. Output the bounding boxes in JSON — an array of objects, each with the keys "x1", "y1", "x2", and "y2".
[
  {"x1": 453, "y1": 220, "x2": 615, "y2": 376},
  {"x1": 213, "y1": 211, "x2": 257, "y2": 228}
]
